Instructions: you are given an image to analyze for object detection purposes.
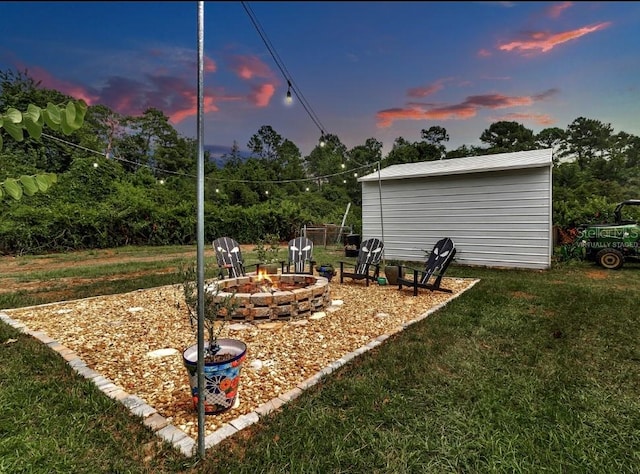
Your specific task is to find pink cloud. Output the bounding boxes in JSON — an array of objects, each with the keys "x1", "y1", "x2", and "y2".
[
  {"x1": 87, "y1": 73, "x2": 225, "y2": 124},
  {"x1": 228, "y1": 55, "x2": 275, "y2": 80},
  {"x1": 546, "y1": 2, "x2": 573, "y2": 19},
  {"x1": 376, "y1": 104, "x2": 477, "y2": 128},
  {"x1": 248, "y1": 83, "x2": 275, "y2": 107},
  {"x1": 376, "y1": 89, "x2": 558, "y2": 128},
  {"x1": 407, "y1": 80, "x2": 445, "y2": 98},
  {"x1": 498, "y1": 22, "x2": 611, "y2": 54},
  {"x1": 171, "y1": 95, "x2": 219, "y2": 123},
  {"x1": 13, "y1": 47, "x2": 281, "y2": 125},
  {"x1": 27, "y1": 65, "x2": 100, "y2": 105},
  {"x1": 204, "y1": 56, "x2": 217, "y2": 73},
  {"x1": 491, "y1": 112, "x2": 556, "y2": 126},
  {"x1": 477, "y1": 48, "x2": 492, "y2": 58},
  {"x1": 464, "y1": 93, "x2": 534, "y2": 108}
]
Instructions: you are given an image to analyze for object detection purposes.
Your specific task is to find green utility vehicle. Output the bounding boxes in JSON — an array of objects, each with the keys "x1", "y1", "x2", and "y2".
[{"x1": 578, "y1": 199, "x2": 640, "y2": 269}]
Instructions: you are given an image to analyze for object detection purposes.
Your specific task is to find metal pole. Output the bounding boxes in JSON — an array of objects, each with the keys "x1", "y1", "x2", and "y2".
[
  {"x1": 377, "y1": 161, "x2": 385, "y2": 265},
  {"x1": 196, "y1": 1, "x2": 206, "y2": 458}
]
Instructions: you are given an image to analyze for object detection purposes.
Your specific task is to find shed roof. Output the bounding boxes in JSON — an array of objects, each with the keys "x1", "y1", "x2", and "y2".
[{"x1": 358, "y1": 148, "x2": 553, "y2": 182}]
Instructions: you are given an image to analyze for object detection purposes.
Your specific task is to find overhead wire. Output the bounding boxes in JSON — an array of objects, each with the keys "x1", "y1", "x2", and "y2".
[
  {"x1": 37, "y1": 4, "x2": 364, "y2": 187},
  {"x1": 40, "y1": 132, "x2": 374, "y2": 184},
  {"x1": 240, "y1": 1, "x2": 328, "y2": 137}
]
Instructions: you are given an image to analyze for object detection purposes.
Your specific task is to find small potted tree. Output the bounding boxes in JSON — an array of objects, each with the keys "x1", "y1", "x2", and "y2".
[
  {"x1": 178, "y1": 262, "x2": 246, "y2": 415},
  {"x1": 253, "y1": 233, "x2": 283, "y2": 274}
]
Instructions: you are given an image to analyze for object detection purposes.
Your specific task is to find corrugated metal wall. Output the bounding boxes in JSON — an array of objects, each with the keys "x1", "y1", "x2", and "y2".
[{"x1": 361, "y1": 166, "x2": 552, "y2": 269}]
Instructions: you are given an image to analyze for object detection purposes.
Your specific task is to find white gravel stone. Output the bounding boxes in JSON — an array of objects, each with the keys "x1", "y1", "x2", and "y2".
[{"x1": 147, "y1": 348, "x2": 179, "y2": 358}]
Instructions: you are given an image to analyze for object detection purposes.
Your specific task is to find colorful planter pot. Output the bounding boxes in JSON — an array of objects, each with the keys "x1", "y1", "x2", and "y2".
[{"x1": 183, "y1": 338, "x2": 247, "y2": 415}]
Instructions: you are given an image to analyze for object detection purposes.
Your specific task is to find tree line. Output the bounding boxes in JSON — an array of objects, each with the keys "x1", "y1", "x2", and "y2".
[{"x1": 1, "y1": 69, "x2": 638, "y2": 255}]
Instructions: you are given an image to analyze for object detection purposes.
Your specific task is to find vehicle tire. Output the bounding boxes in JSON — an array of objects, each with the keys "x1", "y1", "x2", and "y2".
[{"x1": 596, "y1": 248, "x2": 624, "y2": 270}]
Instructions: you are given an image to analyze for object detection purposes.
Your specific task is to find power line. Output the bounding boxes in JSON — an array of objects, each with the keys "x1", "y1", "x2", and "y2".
[
  {"x1": 240, "y1": 1, "x2": 328, "y2": 138},
  {"x1": 40, "y1": 132, "x2": 374, "y2": 184}
]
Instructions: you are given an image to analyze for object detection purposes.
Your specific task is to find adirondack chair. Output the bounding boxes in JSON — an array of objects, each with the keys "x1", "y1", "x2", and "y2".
[
  {"x1": 339, "y1": 237, "x2": 384, "y2": 286},
  {"x1": 212, "y1": 237, "x2": 247, "y2": 278},
  {"x1": 283, "y1": 236, "x2": 316, "y2": 274},
  {"x1": 398, "y1": 237, "x2": 456, "y2": 296}
]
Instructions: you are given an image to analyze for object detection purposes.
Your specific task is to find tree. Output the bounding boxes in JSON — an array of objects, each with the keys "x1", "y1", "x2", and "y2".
[
  {"x1": 347, "y1": 138, "x2": 382, "y2": 171},
  {"x1": 84, "y1": 104, "x2": 123, "y2": 160},
  {"x1": 119, "y1": 108, "x2": 195, "y2": 176},
  {"x1": 304, "y1": 133, "x2": 347, "y2": 187},
  {"x1": 479, "y1": 121, "x2": 535, "y2": 153},
  {"x1": 536, "y1": 127, "x2": 565, "y2": 165},
  {"x1": 0, "y1": 69, "x2": 69, "y2": 113},
  {"x1": 247, "y1": 125, "x2": 283, "y2": 162},
  {"x1": 383, "y1": 129, "x2": 449, "y2": 166},
  {"x1": 419, "y1": 126, "x2": 449, "y2": 160},
  {"x1": 445, "y1": 144, "x2": 483, "y2": 159},
  {"x1": 558, "y1": 117, "x2": 613, "y2": 169},
  {"x1": 385, "y1": 137, "x2": 421, "y2": 165},
  {"x1": 221, "y1": 141, "x2": 244, "y2": 171},
  {"x1": 536, "y1": 127, "x2": 565, "y2": 151},
  {"x1": 345, "y1": 138, "x2": 382, "y2": 205},
  {"x1": 276, "y1": 139, "x2": 307, "y2": 195}
]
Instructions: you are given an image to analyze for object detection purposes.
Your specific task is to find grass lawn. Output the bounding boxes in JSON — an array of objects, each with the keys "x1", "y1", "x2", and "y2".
[{"x1": 1, "y1": 246, "x2": 639, "y2": 473}]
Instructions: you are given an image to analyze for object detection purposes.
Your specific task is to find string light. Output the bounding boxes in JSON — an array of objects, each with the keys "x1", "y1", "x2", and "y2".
[
  {"x1": 285, "y1": 80, "x2": 293, "y2": 105},
  {"x1": 319, "y1": 134, "x2": 326, "y2": 147},
  {"x1": 40, "y1": 132, "x2": 374, "y2": 186},
  {"x1": 93, "y1": 162, "x2": 99, "y2": 168},
  {"x1": 242, "y1": 2, "x2": 329, "y2": 139}
]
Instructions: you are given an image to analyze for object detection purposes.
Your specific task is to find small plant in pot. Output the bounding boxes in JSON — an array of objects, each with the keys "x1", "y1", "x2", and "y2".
[
  {"x1": 253, "y1": 233, "x2": 282, "y2": 274},
  {"x1": 178, "y1": 262, "x2": 246, "y2": 415},
  {"x1": 383, "y1": 259, "x2": 403, "y2": 285},
  {"x1": 317, "y1": 263, "x2": 336, "y2": 281}
]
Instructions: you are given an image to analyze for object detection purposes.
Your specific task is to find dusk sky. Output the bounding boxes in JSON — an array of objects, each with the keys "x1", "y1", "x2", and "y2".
[{"x1": 1, "y1": 1, "x2": 639, "y2": 158}]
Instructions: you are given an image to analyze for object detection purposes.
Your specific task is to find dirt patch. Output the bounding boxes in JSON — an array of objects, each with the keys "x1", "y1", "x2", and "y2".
[
  {"x1": 0, "y1": 249, "x2": 209, "y2": 275},
  {"x1": 0, "y1": 247, "x2": 226, "y2": 294},
  {"x1": 585, "y1": 270, "x2": 609, "y2": 280}
]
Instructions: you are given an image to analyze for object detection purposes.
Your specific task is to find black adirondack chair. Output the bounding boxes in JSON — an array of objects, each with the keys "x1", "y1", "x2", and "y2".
[
  {"x1": 339, "y1": 237, "x2": 384, "y2": 286},
  {"x1": 283, "y1": 236, "x2": 316, "y2": 274},
  {"x1": 212, "y1": 237, "x2": 247, "y2": 278},
  {"x1": 398, "y1": 237, "x2": 456, "y2": 296}
]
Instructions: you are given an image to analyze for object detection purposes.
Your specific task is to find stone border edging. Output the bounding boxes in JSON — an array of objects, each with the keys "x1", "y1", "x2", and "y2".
[{"x1": 0, "y1": 278, "x2": 480, "y2": 457}]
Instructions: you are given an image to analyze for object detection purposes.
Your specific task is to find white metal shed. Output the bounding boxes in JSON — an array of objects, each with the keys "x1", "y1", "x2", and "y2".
[{"x1": 358, "y1": 148, "x2": 554, "y2": 270}]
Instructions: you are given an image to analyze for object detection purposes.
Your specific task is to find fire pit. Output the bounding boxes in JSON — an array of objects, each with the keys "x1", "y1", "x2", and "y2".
[{"x1": 206, "y1": 273, "x2": 331, "y2": 323}]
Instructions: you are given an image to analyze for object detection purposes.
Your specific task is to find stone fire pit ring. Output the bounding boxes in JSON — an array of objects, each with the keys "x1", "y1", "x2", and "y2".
[{"x1": 206, "y1": 273, "x2": 331, "y2": 323}]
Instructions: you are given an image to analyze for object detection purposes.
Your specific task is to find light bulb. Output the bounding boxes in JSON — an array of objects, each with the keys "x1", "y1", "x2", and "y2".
[{"x1": 285, "y1": 80, "x2": 293, "y2": 105}]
